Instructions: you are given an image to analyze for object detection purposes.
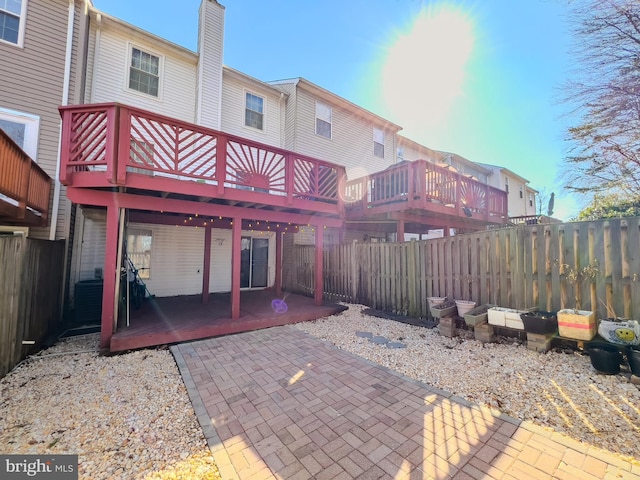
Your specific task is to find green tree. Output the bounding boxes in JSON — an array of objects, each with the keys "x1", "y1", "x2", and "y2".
[
  {"x1": 562, "y1": 0, "x2": 640, "y2": 199},
  {"x1": 574, "y1": 193, "x2": 640, "y2": 220}
]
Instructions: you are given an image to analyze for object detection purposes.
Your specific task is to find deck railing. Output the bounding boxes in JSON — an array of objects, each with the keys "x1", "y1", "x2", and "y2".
[
  {"x1": 59, "y1": 103, "x2": 345, "y2": 211},
  {"x1": 0, "y1": 129, "x2": 51, "y2": 226},
  {"x1": 345, "y1": 160, "x2": 507, "y2": 221}
]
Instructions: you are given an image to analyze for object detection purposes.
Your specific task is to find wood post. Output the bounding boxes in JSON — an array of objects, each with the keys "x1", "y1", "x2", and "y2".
[
  {"x1": 100, "y1": 205, "x2": 120, "y2": 348},
  {"x1": 231, "y1": 217, "x2": 242, "y2": 319},
  {"x1": 275, "y1": 230, "x2": 282, "y2": 296},
  {"x1": 202, "y1": 225, "x2": 212, "y2": 304},
  {"x1": 314, "y1": 227, "x2": 324, "y2": 305}
]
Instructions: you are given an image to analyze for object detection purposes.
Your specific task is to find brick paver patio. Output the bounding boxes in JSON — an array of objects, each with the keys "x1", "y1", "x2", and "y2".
[{"x1": 171, "y1": 326, "x2": 640, "y2": 479}]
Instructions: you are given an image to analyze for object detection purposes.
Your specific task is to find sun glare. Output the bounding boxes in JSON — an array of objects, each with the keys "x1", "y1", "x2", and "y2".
[{"x1": 381, "y1": 4, "x2": 475, "y2": 131}]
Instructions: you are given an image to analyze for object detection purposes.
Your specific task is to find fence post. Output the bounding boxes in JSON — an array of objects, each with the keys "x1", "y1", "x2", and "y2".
[{"x1": 408, "y1": 239, "x2": 417, "y2": 316}]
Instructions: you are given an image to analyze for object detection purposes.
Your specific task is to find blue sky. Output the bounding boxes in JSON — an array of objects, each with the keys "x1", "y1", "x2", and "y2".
[{"x1": 95, "y1": 0, "x2": 577, "y2": 219}]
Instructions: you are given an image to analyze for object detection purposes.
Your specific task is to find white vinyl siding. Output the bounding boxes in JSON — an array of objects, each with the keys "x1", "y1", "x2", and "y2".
[
  {"x1": 89, "y1": 24, "x2": 196, "y2": 122},
  {"x1": 220, "y1": 71, "x2": 282, "y2": 146},
  {"x1": 76, "y1": 220, "x2": 276, "y2": 297},
  {"x1": 292, "y1": 89, "x2": 394, "y2": 178},
  {"x1": 0, "y1": 0, "x2": 26, "y2": 47}
]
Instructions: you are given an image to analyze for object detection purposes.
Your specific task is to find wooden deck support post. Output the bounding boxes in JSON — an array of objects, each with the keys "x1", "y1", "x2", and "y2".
[
  {"x1": 202, "y1": 225, "x2": 212, "y2": 304},
  {"x1": 275, "y1": 230, "x2": 283, "y2": 296},
  {"x1": 314, "y1": 226, "x2": 324, "y2": 306},
  {"x1": 100, "y1": 205, "x2": 120, "y2": 348},
  {"x1": 397, "y1": 219, "x2": 405, "y2": 243},
  {"x1": 231, "y1": 217, "x2": 242, "y2": 319}
]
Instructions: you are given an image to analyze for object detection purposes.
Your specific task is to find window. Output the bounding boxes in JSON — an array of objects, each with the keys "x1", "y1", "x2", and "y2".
[
  {"x1": 529, "y1": 194, "x2": 534, "y2": 207},
  {"x1": 128, "y1": 46, "x2": 160, "y2": 97},
  {"x1": 397, "y1": 146, "x2": 404, "y2": 162},
  {"x1": 0, "y1": 0, "x2": 26, "y2": 47},
  {"x1": 519, "y1": 185, "x2": 523, "y2": 198},
  {"x1": 244, "y1": 92, "x2": 264, "y2": 130},
  {"x1": 0, "y1": 107, "x2": 39, "y2": 160},
  {"x1": 315, "y1": 101, "x2": 331, "y2": 139},
  {"x1": 127, "y1": 228, "x2": 152, "y2": 279},
  {"x1": 504, "y1": 177, "x2": 509, "y2": 193},
  {"x1": 373, "y1": 127, "x2": 385, "y2": 158}
]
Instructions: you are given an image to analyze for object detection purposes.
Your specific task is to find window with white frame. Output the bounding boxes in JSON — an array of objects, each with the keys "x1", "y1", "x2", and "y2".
[
  {"x1": 529, "y1": 194, "x2": 534, "y2": 207},
  {"x1": 0, "y1": 107, "x2": 39, "y2": 160},
  {"x1": 373, "y1": 127, "x2": 385, "y2": 158},
  {"x1": 127, "y1": 228, "x2": 152, "y2": 279},
  {"x1": 245, "y1": 92, "x2": 264, "y2": 130},
  {"x1": 397, "y1": 146, "x2": 404, "y2": 162},
  {"x1": 504, "y1": 177, "x2": 509, "y2": 193},
  {"x1": 519, "y1": 185, "x2": 523, "y2": 198},
  {"x1": 128, "y1": 46, "x2": 161, "y2": 97},
  {"x1": 0, "y1": 0, "x2": 26, "y2": 47},
  {"x1": 315, "y1": 101, "x2": 332, "y2": 139}
]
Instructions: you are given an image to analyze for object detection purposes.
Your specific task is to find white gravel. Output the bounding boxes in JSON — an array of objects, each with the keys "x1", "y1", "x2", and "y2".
[
  {"x1": 0, "y1": 333, "x2": 221, "y2": 480},
  {"x1": 293, "y1": 304, "x2": 640, "y2": 462}
]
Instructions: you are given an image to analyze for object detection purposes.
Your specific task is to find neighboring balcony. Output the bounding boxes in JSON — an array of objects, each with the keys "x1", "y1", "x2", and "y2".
[
  {"x1": 59, "y1": 103, "x2": 345, "y2": 220},
  {"x1": 0, "y1": 129, "x2": 52, "y2": 227},
  {"x1": 345, "y1": 160, "x2": 508, "y2": 231}
]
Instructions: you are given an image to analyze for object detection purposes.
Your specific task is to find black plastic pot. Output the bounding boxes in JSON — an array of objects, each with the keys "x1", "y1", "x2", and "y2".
[
  {"x1": 520, "y1": 311, "x2": 558, "y2": 335},
  {"x1": 586, "y1": 342, "x2": 623, "y2": 374},
  {"x1": 628, "y1": 345, "x2": 640, "y2": 376}
]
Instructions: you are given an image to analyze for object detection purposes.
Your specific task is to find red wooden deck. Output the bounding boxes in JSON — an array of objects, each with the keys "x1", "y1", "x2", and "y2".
[
  {"x1": 345, "y1": 160, "x2": 508, "y2": 233},
  {"x1": 0, "y1": 129, "x2": 51, "y2": 227},
  {"x1": 109, "y1": 290, "x2": 346, "y2": 352}
]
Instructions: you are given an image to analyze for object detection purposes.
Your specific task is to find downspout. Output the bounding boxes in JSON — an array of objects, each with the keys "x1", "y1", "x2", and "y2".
[
  {"x1": 49, "y1": 0, "x2": 76, "y2": 240},
  {"x1": 278, "y1": 92, "x2": 284, "y2": 148}
]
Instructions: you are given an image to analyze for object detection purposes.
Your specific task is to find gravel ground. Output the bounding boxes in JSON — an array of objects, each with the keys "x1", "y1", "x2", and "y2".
[
  {"x1": 2, "y1": 304, "x2": 639, "y2": 479},
  {"x1": 293, "y1": 304, "x2": 640, "y2": 463},
  {"x1": 0, "y1": 333, "x2": 221, "y2": 480}
]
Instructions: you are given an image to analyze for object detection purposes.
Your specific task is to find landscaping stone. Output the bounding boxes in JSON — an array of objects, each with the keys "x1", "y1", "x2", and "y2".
[
  {"x1": 369, "y1": 335, "x2": 390, "y2": 345},
  {"x1": 356, "y1": 331, "x2": 373, "y2": 338},
  {"x1": 386, "y1": 342, "x2": 407, "y2": 349}
]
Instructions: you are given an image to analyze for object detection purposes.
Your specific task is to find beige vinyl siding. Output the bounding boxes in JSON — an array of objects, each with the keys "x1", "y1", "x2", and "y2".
[
  {"x1": 220, "y1": 73, "x2": 282, "y2": 147},
  {"x1": 90, "y1": 24, "x2": 197, "y2": 122},
  {"x1": 0, "y1": 0, "x2": 70, "y2": 239},
  {"x1": 292, "y1": 89, "x2": 394, "y2": 179}
]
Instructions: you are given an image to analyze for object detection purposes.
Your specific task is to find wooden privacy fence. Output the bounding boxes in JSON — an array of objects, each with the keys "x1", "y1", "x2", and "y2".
[
  {"x1": 284, "y1": 218, "x2": 640, "y2": 321},
  {"x1": 0, "y1": 236, "x2": 64, "y2": 378}
]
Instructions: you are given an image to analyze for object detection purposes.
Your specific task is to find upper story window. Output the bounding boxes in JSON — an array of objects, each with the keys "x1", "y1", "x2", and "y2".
[
  {"x1": 519, "y1": 185, "x2": 523, "y2": 198},
  {"x1": 504, "y1": 177, "x2": 509, "y2": 193},
  {"x1": 0, "y1": 0, "x2": 26, "y2": 47},
  {"x1": 373, "y1": 127, "x2": 385, "y2": 158},
  {"x1": 0, "y1": 107, "x2": 39, "y2": 160},
  {"x1": 315, "y1": 101, "x2": 332, "y2": 139},
  {"x1": 245, "y1": 92, "x2": 264, "y2": 131},
  {"x1": 529, "y1": 194, "x2": 534, "y2": 207},
  {"x1": 128, "y1": 46, "x2": 161, "y2": 97},
  {"x1": 397, "y1": 146, "x2": 404, "y2": 162}
]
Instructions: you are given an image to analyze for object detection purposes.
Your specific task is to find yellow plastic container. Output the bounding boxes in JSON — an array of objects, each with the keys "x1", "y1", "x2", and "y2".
[{"x1": 557, "y1": 309, "x2": 597, "y2": 341}]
